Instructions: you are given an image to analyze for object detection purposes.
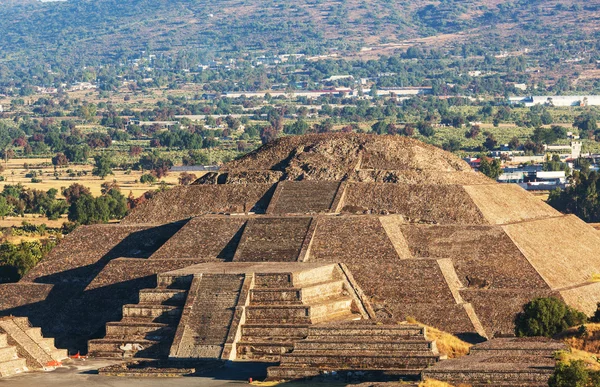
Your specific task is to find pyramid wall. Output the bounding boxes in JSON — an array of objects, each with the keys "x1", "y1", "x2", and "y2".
[{"x1": 1, "y1": 133, "x2": 599, "y2": 352}]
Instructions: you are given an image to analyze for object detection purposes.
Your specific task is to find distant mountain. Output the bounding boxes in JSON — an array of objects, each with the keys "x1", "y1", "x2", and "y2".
[{"x1": 0, "y1": 0, "x2": 597, "y2": 77}]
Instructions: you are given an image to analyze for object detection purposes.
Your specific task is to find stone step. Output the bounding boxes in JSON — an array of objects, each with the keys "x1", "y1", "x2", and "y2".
[
  {"x1": 250, "y1": 288, "x2": 302, "y2": 305},
  {"x1": 254, "y1": 273, "x2": 294, "y2": 289},
  {"x1": 246, "y1": 305, "x2": 309, "y2": 320},
  {"x1": 0, "y1": 346, "x2": 19, "y2": 362},
  {"x1": 295, "y1": 340, "x2": 434, "y2": 352},
  {"x1": 241, "y1": 324, "x2": 309, "y2": 338},
  {"x1": 122, "y1": 304, "x2": 182, "y2": 320},
  {"x1": 6, "y1": 319, "x2": 67, "y2": 362},
  {"x1": 423, "y1": 370, "x2": 554, "y2": 384},
  {"x1": 0, "y1": 334, "x2": 6, "y2": 348},
  {"x1": 280, "y1": 352, "x2": 439, "y2": 368},
  {"x1": 250, "y1": 280, "x2": 346, "y2": 305},
  {"x1": 301, "y1": 280, "x2": 345, "y2": 303},
  {"x1": 236, "y1": 341, "x2": 296, "y2": 361},
  {"x1": 106, "y1": 321, "x2": 174, "y2": 337},
  {"x1": 0, "y1": 318, "x2": 53, "y2": 367},
  {"x1": 0, "y1": 358, "x2": 28, "y2": 377},
  {"x1": 138, "y1": 289, "x2": 188, "y2": 305},
  {"x1": 156, "y1": 274, "x2": 193, "y2": 290},
  {"x1": 267, "y1": 366, "x2": 423, "y2": 380},
  {"x1": 245, "y1": 318, "x2": 312, "y2": 325},
  {"x1": 308, "y1": 325, "x2": 425, "y2": 338},
  {"x1": 292, "y1": 265, "x2": 337, "y2": 288},
  {"x1": 88, "y1": 338, "x2": 166, "y2": 358},
  {"x1": 309, "y1": 297, "x2": 354, "y2": 323}
]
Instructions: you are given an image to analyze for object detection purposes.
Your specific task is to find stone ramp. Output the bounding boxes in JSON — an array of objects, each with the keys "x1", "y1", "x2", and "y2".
[
  {"x1": 267, "y1": 323, "x2": 440, "y2": 381},
  {"x1": 172, "y1": 274, "x2": 244, "y2": 359},
  {"x1": 0, "y1": 317, "x2": 67, "y2": 371},
  {"x1": 267, "y1": 181, "x2": 341, "y2": 214},
  {"x1": 0, "y1": 333, "x2": 28, "y2": 377},
  {"x1": 89, "y1": 274, "x2": 192, "y2": 360},
  {"x1": 422, "y1": 338, "x2": 566, "y2": 386},
  {"x1": 233, "y1": 217, "x2": 312, "y2": 262}
]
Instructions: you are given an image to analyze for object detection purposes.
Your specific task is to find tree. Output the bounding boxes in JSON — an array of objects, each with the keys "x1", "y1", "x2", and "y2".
[
  {"x1": 140, "y1": 174, "x2": 157, "y2": 184},
  {"x1": 483, "y1": 134, "x2": 498, "y2": 150},
  {"x1": 515, "y1": 297, "x2": 587, "y2": 337},
  {"x1": 508, "y1": 136, "x2": 520, "y2": 150},
  {"x1": 260, "y1": 126, "x2": 278, "y2": 145},
  {"x1": 574, "y1": 113, "x2": 598, "y2": 137},
  {"x1": 465, "y1": 125, "x2": 481, "y2": 139},
  {"x1": 129, "y1": 145, "x2": 143, "y2": 157},
  {"x1": 92, "y1": 154, "x2": 114, "y2": 179},
  {"x1": 52, "y1": 153, "x2": 69, "y2": 168},
  {"x1": 62, "y1": 183, "x2": 91, "y2": 204},
  {"x1": 478, "y1": 158, "x2": 502, "y2": 179},
  {"x1": 0, "y1": 196, "x2": 12, "y2": 218},
  {"x1": 178, "y1": 172, "x2": 197, "y2": 185},
  {"x1": 138, "y1": 151, "x2": 173, "y2": 178},
  {"x1": 549, "y1": 360, "x2": 600, "y2": 387},
  {"x1": 417, "y1": 122, "x2": 434, "y2": 137}
]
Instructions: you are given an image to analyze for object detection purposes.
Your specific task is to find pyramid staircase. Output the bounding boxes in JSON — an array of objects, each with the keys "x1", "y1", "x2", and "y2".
[
  {"x1": 88, "y1": 274, "x2": 191, "y2": 359},
  {"x1": 0, "y1": 332, "x2": 27, "y2": 377},
  {"x1": 173, "y1": 273, "x2": 245, "y2": 358},
  {"x1": 236, "y1": 265, "x2": 362, "y2": 361},
  {"x1": 0, "y1": 317, "x2": 67, "y2": 373},
  {"x1": 267, "y1": 324, "x2": 441, "y2": 380}
]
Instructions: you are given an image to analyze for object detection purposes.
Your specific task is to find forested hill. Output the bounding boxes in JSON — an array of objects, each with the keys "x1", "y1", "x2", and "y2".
[{"x1": 0, "y1": 0, "x2": 598, "y2": 82}]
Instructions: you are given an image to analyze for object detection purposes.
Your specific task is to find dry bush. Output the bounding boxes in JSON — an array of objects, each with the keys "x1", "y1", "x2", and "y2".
[
  {"x1": 406, "y1": 317, "x2": 472, "y2": 359},
  {"x1": 557, "y1": 323, "x2": 600, "y2": 356}
]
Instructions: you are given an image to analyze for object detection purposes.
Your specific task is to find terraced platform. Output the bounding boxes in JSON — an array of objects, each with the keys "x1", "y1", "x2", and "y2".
[
  {"x1": 267, "y1": 323, "x2": 440, "y2": 381},
  {"x1": 0, "y1": 133, "x2": 597, "y2": 383},
  {"x1": 422, "y1": 338, "x2": 566, "y2": 386}
]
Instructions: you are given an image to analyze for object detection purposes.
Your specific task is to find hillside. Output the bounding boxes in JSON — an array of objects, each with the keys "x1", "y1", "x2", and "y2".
[{"x1": 0, "y1": 0, "x2": 598, "y2": 82}]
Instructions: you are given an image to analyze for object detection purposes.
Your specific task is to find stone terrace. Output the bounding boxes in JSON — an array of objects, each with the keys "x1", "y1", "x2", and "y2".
[{"x1": 423, "y1": 338, "x2": 566, "y2": 386}]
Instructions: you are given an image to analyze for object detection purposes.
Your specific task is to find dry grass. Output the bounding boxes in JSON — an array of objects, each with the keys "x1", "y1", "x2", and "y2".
[
  {"x1": 558, "y1": 323, "x2": 600, "y2": 356},
  {"x1": 555, "y1": 348, "x2": 600, "y2": 371},
  {"x1": 420, "y1": 381, "x2": 459, "y2": 387},
  {"x1": 0, "y1": 158, "x2": 181, "y2": 197},
  {"x1": 405, "y1": 317, "x2": 472, "y2": 359}
]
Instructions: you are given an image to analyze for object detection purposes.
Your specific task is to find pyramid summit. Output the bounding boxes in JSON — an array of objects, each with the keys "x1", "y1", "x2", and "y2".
[{"x1": 0, "y1": 133, "x2": 598, "y2": 381}]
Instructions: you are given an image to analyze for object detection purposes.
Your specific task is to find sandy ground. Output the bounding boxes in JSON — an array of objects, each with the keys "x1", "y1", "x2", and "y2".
[
  {"x1": 0, "y1": 360, "x2": 355, "y2": 387},
  {"x1": 0, "y1": 360, "x2": 264, "y2": 387}
]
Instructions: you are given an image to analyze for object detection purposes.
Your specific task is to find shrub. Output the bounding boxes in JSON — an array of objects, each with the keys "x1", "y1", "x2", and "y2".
[
  {"x1": 516, "y1": 297, "x2": 587, "y2": 337},
  {"x1": 140, "y1": 174, "x2": 157, "y2": 184},
  {"x1": 549, "y1": 360, "x2": 600, "y2": 387}
]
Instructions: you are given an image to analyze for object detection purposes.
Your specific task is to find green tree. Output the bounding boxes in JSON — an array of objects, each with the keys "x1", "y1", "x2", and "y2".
[
  {"x1": 92, "y1": 154, "x2": 114, "y2": 179},
  {"x1": 549, "y1": 360, "x2": 600, "y2": 387},
  {"x1": 478, "y1": 158, "x2": 502, "y2": 179},
  {"x1": 140, "y1": 174, "x2": 157, "y2": 184},
  {"x1": 574, "y1": 113, "x2": 598, "y2": 138},
  {"x1": 516, "y1": 297, "x2": 587, "y2": 337},
  {"x1": 0, "y1": 196, "x2": 12, "y2": 218}
]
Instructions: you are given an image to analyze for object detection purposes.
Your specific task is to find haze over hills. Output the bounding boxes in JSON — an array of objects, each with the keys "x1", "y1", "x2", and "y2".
[{"x1": 0, "y1": 0, "x2": 598, "y2": 74}]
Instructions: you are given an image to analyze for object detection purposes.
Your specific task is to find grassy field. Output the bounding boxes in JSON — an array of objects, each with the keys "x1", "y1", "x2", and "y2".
[
  {"x1": 0, "y1": 157, "x2": 182, "y2": 198},
  {"x1": 0, "y1": 157, "x2": 191, "y2": 227}
]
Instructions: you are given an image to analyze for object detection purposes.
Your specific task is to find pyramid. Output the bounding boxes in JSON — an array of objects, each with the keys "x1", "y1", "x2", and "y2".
[{"x1": 1, "y1": 133, "x2": 599, "y2": 364}]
